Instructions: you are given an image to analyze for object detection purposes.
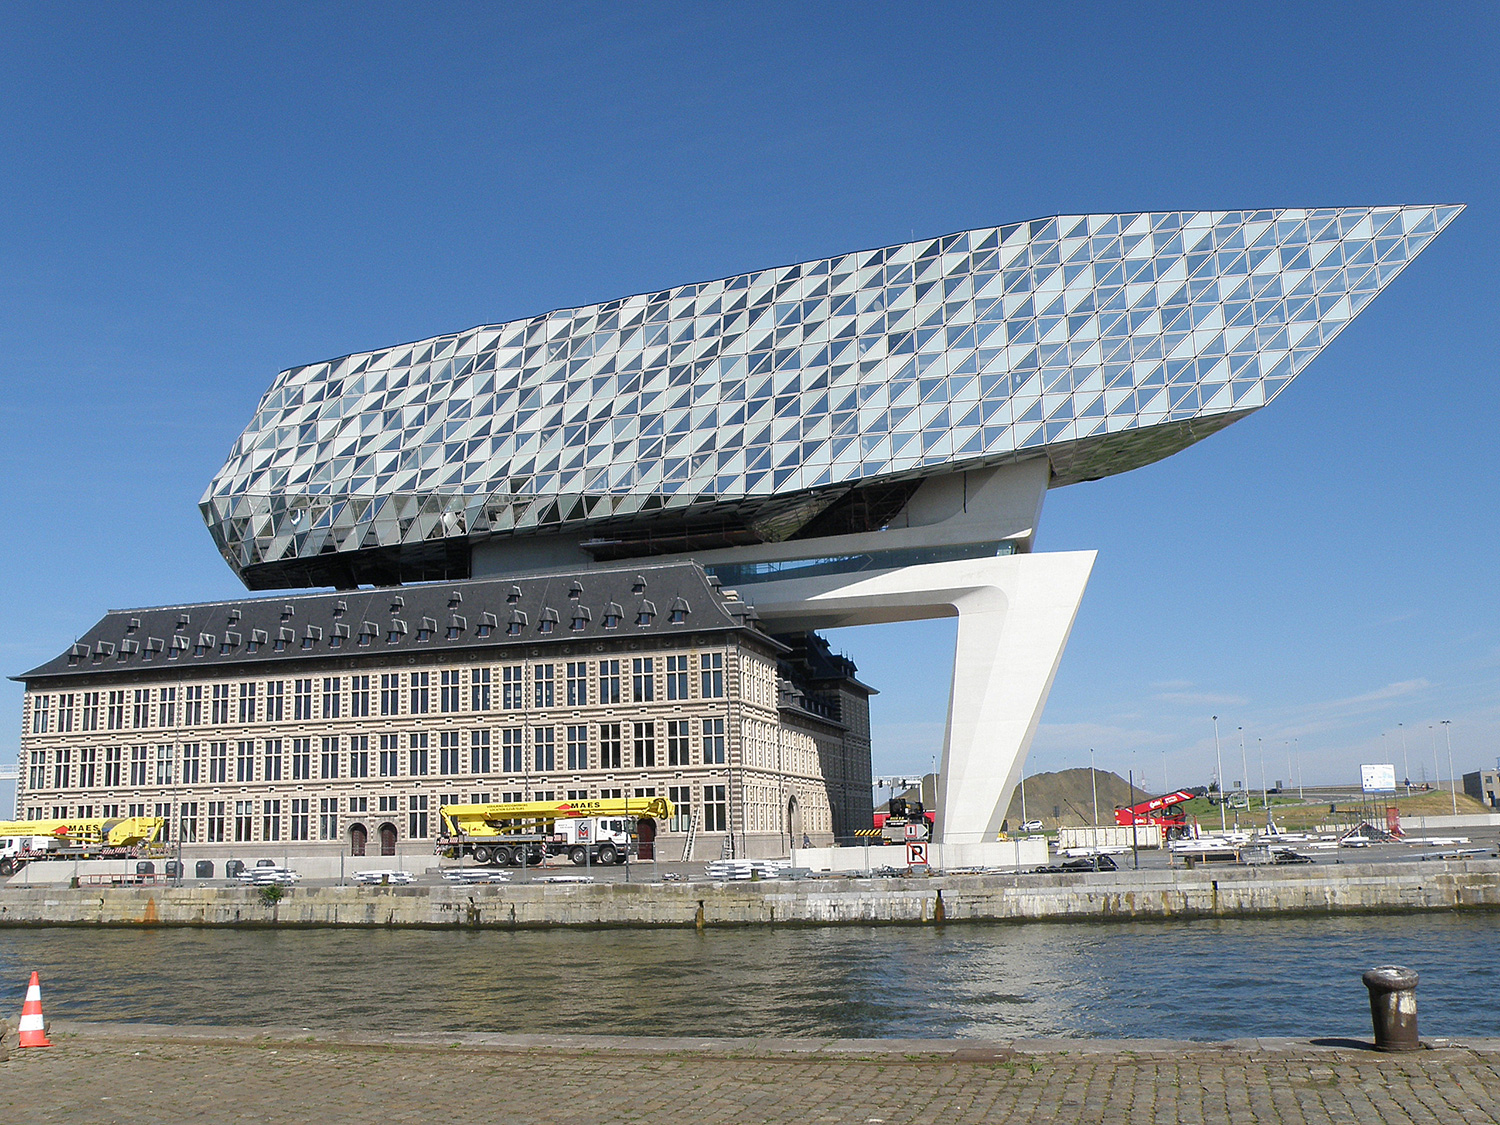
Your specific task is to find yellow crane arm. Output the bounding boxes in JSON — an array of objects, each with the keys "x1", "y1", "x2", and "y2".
[{"x1": 439, "y1": 796, "x2": 672, "y2": 828}]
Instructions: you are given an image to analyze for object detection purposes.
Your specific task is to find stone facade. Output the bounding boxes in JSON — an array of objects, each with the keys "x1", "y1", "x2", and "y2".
[{"x1": 14, "y1": 563, "x2": 873, "y2": 861}]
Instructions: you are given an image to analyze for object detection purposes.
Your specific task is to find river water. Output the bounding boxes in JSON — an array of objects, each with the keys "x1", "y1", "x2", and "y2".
[{"x1": 1, "y1": 914, "x2": 1496, "y2": 1040}]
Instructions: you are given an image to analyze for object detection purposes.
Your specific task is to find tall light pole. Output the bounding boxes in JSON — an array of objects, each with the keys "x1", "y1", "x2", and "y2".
[
  {"x1": 1399, "y1": 722, "x2": 1410, "y2": 795},
  {"x1": 1295, "y1": 737, "x2": 1303, "y2": 800},
  {"x1": 1431, "y1": 725, "x2": 1440, "y2": 797},
  {"x1": 1258, "y1": 737, "x2": 1268, "y2": 810},
  {"x1": 1212, "y1": 717, "x2": 1226, "y2": 832},
  {"x1": 1089, "y1": 747, "x2": 1100, "y2": 871},
  {"x1": 1238, "y1": 727, "x2": 1249, "y2": 817},
  {"x1": 1443, "y1": 720, "x2": 1457, "y2": 815}
]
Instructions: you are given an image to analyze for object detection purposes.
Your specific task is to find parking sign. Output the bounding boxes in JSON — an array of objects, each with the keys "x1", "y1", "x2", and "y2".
[{"x1": 906, "y1": 841, "x2": 928, "y2": 866}]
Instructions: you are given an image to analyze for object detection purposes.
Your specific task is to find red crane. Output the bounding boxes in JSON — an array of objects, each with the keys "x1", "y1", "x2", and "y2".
[{"x1": 1114, "y1": 790, "x2": 1196, "y2": 838}]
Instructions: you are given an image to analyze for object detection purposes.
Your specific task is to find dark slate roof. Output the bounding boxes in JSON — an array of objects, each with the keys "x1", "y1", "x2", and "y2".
[{"x1": 16, "y1": 562, "x2": 768, "y2": 682}]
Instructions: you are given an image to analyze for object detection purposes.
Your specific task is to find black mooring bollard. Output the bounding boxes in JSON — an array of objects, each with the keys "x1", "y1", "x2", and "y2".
[{"x1": 1363, "y1": 965, "x2": 1421, "y2": 1052}]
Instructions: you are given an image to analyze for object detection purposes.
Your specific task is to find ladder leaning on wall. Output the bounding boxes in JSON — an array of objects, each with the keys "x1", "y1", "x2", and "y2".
[{"x1": 682, "y1": 810, "x2": 698, "y2": 862}]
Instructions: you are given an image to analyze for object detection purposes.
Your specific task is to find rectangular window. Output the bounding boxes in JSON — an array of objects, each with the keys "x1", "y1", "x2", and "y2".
[
  {"x1": 321, "y1": 736, "x2": 340, "y2": 780},
  {"x1": 180, "y1": 801, "x2": 198, "y2": 843},
  {"x1": 295, "y1": 678, "x2": 314, "y2": 721},
  {"x1": 211, "y1": 684, "x2": 230, "y2": 725},
  {"x1": 154, "y1": 802, "x2": 171, "y2": 844},
  {"x1": 236, "y1": 740, "x2": 255, "y2": 783},
  {"x1": 350, "y1": 675, "x2": 370, "y2": 717},
  {"x1": 263, "y1": 739, "x2": 283, "y2": 781},
  {"x1": 31, "y1": 694, "x2": 50, "y2": 735},
  {"x1": 702, "y1": 718, "x2": 725, "y2": 764},
  {"x1": 349, "y1": 734, "x2": 369, "y2": 778},
  {"x1": 380, "y1": 673, "x2": 401, "y2": 716},
  {"x1": 106, "y1": 690, "x2": 124, "y2": 730},
  {"x1": 155, "y1": 744, "x2": 173, "y2": 786},
  {"x1": 565, "y1": 662, "x2": 588, "y2": 707},
  {"x1": 234, "y1": 800, "x2": 254, "y2": 842},
  {"x1": 441, "y1": 734, "x2": 463, "y2": 775},
  {"x1": 632, "y1": 657, "x2": 655, "y2": 702},
  {"x1": 158, "y1": 687, "x2": 176, "y2": 728},
  {"x1": 319, "y1": 798, "x2": 339, "y2": 841},
  {"x1": 408, "y1": 795, "x2": 429, "y2": 840},
  {"x1": 378, "y1": 795, "x2": 398, "y2": 814},
  {"x1": 501, "y1": 728, "x2": 524, "y2": 773},
  {"x1": 599, "y1": 722, "x2": 622, "y2": 770},
  {"x1": 668, "y1": 785, "x2": 693, "y2": 832},
  {"x1": 181, "y1": 742, "x2": 200, "y2": 784},
  {"x1": 53, "y1": 748, "x2": 70, "y2": 789},
  {"x1": 632, "y1": 722, "x2": 655, "y2": 768},
  {"x1": 566, "y1": 725, "x2": 588, "y2": 771},
  {"x1": 471, "y1": 667, "x2": 492, "y2": 712},
  {"x1": 100, "y1": 746, "x2": 121, "y2": 787},
  {"x1": 183, "y1": 686, "x2": 202, "y2": 726},
  {"x1": 704, "y1": 784, "x2": 727, "y2": 832},
  {"x1": 700, "y1": 652, "x2": 724, "y2": 698},
  {"x1": 534, "y1": 726, "x2": 555, "y2": 772},
  {"x1": 237, "y1": 682, "x2": 256, "y2": 724},
  {"x1": 79, "y1": 747, "x2": 97, "y2": 789},
  {"x1": 667, "y1": 719, "x2": 691, "y2": 766},
  {"x1": 262, "y1": 799, "x2": 281, "y2": 842},
  {"x1": 129, "y1": 745, "x2": 149, "y2": 786},
  {"x1": 409, "y1": 671, "x2": 430, "y2": 714},
  {"x1": 349, "y1": 796, "x2": 368, "y2": 814},
  {"x1": 380, "y1": 734, "x2": 401, "y2": 777},
  {"x1": 534, "y1": 664, "x2": 555, "y2": 708},
  {"x1": 666, "y1": 655, "x2": 689, "y2": 700},
  {"x1": 410, "y1": 733, "x2": 431, "y2": 777},
  {"x1": 440, "y1": 669, "x2": 461, "y2": 713},
  {"x1": 501, "y1": 665, "x2": 523, "y2": 709},
  {"x1": 319, "y1": 676, "x2": 340, "y2": 719},
  {"x1": 291, "y1": 738, "x2": 311, "y2": 781},
  {"x1": 290, "y1": 798, "x2": 309, "y2": 841},
  {"x1": 80, "y1": 691, "x2": 99, "y2": 731},
  {"x1": 207, "y1": 800, "x2": 226, "y2": 843},
  {"x1": 208, "y1": 742, "x2": 228, "y2": 783},
  {"x1": 265, "y1": 681, "x2": 285, "y2": 722},
  {"x1": 599, "y1": 659, "x2": 621, "y2": 705},
  {"x1": 133, "y1": 688, "x2": 151, "y2": 729},
  {"x1": 57, "y1": 693, "x2": 75, "y2": 733},
  {"x1": 470, "y1": 729, "x2": 491, "y2": 775}
]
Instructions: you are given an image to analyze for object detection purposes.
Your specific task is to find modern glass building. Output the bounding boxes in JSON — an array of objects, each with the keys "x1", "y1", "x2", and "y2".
[{"x1": 201, "y1": 207, "x2": 1462, "y2": 591}]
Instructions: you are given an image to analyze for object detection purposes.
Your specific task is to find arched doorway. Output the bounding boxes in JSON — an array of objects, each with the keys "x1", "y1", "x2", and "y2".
[
  {"x1": 635, "y1": 817, "x2": 656, "y2": 860},
  {"x1": 378, "y1": 822, "x2": 397, "y2": 856},
  {"x1": 788, "y1": 796, "x2": 805, "y2": 848},
  {"x1": 349, "y1": 823, "x2": 367, "y2": 857}
]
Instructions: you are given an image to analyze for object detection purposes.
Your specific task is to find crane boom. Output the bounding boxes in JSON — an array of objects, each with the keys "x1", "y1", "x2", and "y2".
[
  {"x1": 0, "y1": 817, "x2": 163, "y2": 847},
  {"x1": 440, "y1": 796, "x2": 671, "y2": 828}
]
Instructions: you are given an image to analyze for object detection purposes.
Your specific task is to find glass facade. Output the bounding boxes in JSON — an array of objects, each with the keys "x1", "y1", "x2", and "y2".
[{"x1": 202, "y1": 207, "x2": 1459, "y2": 589}]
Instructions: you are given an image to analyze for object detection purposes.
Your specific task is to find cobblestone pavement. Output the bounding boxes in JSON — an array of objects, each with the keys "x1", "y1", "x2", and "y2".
[{"x1": 2, "y1": 1025, "x2": 1499, "y2": 1124}]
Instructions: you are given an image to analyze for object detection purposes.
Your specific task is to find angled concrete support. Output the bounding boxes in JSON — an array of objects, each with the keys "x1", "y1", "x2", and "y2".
[{"x1": 735, "y1": 551, "x2": 1095, "y2": 845}]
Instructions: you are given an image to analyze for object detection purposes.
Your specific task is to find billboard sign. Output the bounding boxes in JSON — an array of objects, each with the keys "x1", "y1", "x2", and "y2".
[{"x1": 1361, "y1": 763, "x2": 1397, "y2": 793}]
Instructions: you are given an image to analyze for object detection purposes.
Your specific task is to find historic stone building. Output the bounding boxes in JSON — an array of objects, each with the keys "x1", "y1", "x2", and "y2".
[{"x1": 14, "y1": 563, "x2": 873, "y2": 861}]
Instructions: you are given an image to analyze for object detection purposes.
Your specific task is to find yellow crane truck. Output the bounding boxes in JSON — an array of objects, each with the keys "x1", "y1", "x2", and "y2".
[
  {"x1": 437, "y1": 797, "x2": 671, "y2": 867},
  {"x1": 0, "y1": 817, "x2": 164, "y2": 876}
]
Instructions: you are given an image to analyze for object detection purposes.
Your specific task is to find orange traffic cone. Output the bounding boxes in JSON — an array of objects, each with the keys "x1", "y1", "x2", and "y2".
[{"x1": 17, "y1": 971, "x2": 51, "y2": 1048}]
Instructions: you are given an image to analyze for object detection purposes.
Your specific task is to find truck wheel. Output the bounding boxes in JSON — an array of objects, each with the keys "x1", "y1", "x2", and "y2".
[
  {"x1": 493, "y1": 845, "x2": 514, "y2": 867},
  {"x1": 527, "y1": 847, "x2": 545, "y2": 866},
  {"x1": 569, "y1": 846, "x2": 587, "y2": 866},
  {"x1": 0, "y1": 858, "x2": 13, "y2": 877},
  {"x1": 471, "y1": 846, "x2": 492, "y2": 865},
  {"x1": 597, "y1": 844, "x2": 619, "y2": 866}
]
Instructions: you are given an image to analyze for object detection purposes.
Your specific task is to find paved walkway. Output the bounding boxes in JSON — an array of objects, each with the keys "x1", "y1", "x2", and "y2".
[{"x1": 2, "y1": 1024, "x2": 1499, "y2": 1123}]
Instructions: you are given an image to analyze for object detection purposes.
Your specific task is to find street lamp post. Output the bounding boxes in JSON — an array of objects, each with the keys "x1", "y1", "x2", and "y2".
[
  {"x1": 1238, "y1": 728, "x2": 1249, "y2": 819},
  {"x1": 1089, "y1": 748, "x2": 1100, "y2": 872},
  {"x1": 1443, "y1": 720, "x2": 1456, "y2": 815},
  {"x1": 1399, "y1": 723, "x2": 1410, "y2": 795},
  {"x1": 1258, "y1": 736, "x2": 1268, "y2": 811},
  {"x1": 1295, "y1": 737, "x2": 1303, "y2": 800},
  {"x1": 1212, "y1": 717, "x2": 1226, "y2": 833}
]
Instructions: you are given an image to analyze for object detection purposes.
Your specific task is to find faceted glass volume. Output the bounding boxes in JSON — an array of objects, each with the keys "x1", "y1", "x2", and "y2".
[{"x1": 203, "y1": 207, "x2": 1460, "y2": 588}]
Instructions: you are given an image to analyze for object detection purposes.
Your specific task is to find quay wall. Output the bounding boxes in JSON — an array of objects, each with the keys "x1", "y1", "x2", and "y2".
[{"x1": 3, "y1": 859, "x2": 1500, "y2": 928}]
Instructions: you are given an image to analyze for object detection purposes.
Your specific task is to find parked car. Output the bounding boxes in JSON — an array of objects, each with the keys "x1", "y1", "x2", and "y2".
[
  {"x1": 1020, "y1": 820, "x2": 1045, "y2": 833},
  {"x1": 1033, "y1": 854, "x2": 1119, "y2": 873}
]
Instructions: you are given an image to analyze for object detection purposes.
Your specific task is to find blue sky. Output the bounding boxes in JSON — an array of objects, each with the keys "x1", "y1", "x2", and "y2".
[{"x1": 2, "y1": 2, "x2": 1496, "y2": 811}]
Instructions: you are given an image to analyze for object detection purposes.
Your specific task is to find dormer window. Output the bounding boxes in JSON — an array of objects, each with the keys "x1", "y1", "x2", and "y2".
[
  {"x1": 447, "y1": 614, "x2": 467, "y2": 640},
  {"x1": 390, "y1": 596, "x2": 405, "y2": 614},
  {"x1": 602, "y1": 602, "x2": 622, "y2": 629},
  {"x1": 505, "y1": 609, "x2": 526, "y2": 637},
  {"x1": 635, "y1": 600, "x2": 656, "y2": 627},
  {"x1": 68, "y1": 642, "x2": 89, "y2": 666},
  {"x1": 276, "y1": 627, "x2": 294, "y2": 653},
  {"x1": 248, "y1": 629, "x2": 267, "y2": 654},
  {"x1": 194, "y1": 633, "x2": 213, "y2": 657},
  {"x1": 538, "y1": 607, "x2": 559, "y2": 635},
  {"x1": 220, "y1": 631, "x2": 240, "y2": 655},
  {"x1": 568, "y1": 581, "x2": 584, "y2": 600},
  {"x1": 176, "y1": 613, "x2": 190, "y2": 631},
  {"x1": 478, "y1": 611, "x2": 498, "y2": 639},
  {"x1": 330, "y1": 623, "x2": 349, "y2": 649},
  {"x1": 417, "y1": 617, "x2": 437, "y2": 642},
  {"x1": 448, "y1": 590, "x2": 463, "y2": 608},
  {"x1": 632, "y1": 575, "x2": 647, "y2": 594},
  {"x1": 145, "y1": 637, "x2": 163, "y2": 661},
  {"x1": 126, "y1": 617, "x2": 140, "y2": 633},
  {"x1": 118, "y1": 639, "x2": 138, "y2": 661},
  {"x1": 507, "y1": 585, "x2": 522, "y2": 604},
  {"x1": 281, "y1": 604, "x2": 295, "y2": 621},
  {"x1": 170, "y1": 635, "x2": 188, "y2": 659},
  {"x1": 359, "y1": 621, "x2": 379, "y2": 647},
  {"x1": 302, "y1": 626, "x2": 322, "y2": 650},
  {"x1": 571, "y1": 606, "x2": 591, "y2": 631},
  {"x1": 669, "y1": 597, "x2": 690, "y2": 624},
  {"x1": 333, "y1": 600, "x2": 347, "y2": 617},
  {"x1": 387, "y1": 619, "x2": 408, "y2": 644},
  {"x1": 227, "y1": 609, "x2": 241, "y2": 626}
]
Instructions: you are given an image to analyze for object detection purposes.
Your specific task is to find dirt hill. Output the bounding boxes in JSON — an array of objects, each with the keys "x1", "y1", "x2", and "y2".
[{"x1": 1001, "y1": 768, "x2": 1157, "y2": 829}]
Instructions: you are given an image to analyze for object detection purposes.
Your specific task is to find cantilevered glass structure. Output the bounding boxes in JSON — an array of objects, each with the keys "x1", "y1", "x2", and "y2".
[{"x1": 203, "y1": 207, "x2": 1460, "y2": 590}]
